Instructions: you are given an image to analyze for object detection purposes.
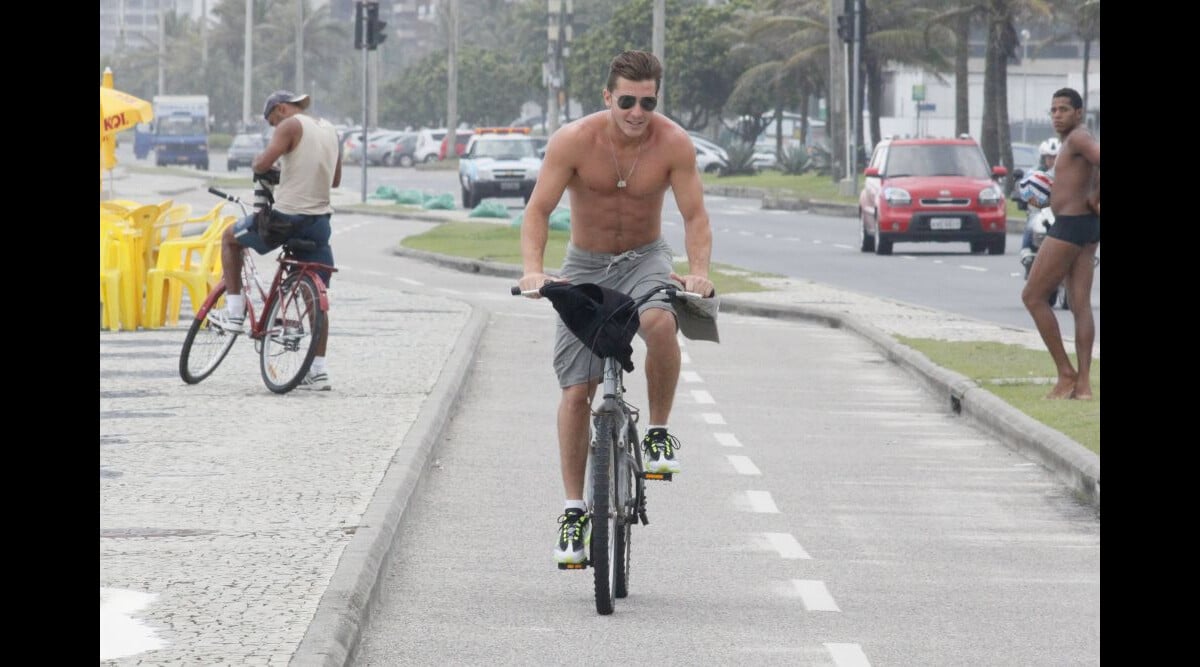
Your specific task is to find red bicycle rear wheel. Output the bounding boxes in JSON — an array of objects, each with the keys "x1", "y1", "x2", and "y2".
[{"x1": 259, "y1": 274, "x2": 325, "y2": 394}]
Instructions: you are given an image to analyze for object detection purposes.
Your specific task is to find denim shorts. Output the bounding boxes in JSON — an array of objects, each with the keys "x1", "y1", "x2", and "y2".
[{"x1": 232, "y1": 211, "x2": 335, "y2": 287}]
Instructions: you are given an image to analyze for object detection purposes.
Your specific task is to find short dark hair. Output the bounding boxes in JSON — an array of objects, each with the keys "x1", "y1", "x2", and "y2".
[
  {"x1": 1053, "y1": 88, "x2": 1083, "y2": 110},
  {"x1": 606, "y1": 50, "x2": 663, "y2": 93}
]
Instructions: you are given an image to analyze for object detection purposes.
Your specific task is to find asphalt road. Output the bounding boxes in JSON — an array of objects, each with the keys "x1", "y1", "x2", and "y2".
[{"x1": 348, "y1": 247, "x2": 1100, "y2": 665}]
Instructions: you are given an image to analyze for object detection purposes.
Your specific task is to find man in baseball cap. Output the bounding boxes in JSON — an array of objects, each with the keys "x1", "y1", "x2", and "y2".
[{"x1": 262, "y1": 90, "x2": 311, "y2": 122}]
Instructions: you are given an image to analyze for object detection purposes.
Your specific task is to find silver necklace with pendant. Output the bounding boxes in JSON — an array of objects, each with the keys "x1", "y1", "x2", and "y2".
[{"x1": 607, "y1": 129, "x2": 643, "y2": 189}]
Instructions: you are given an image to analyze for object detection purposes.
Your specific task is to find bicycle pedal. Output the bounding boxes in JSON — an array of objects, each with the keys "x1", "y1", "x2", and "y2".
[
  {"x1": 640, "y1": 472, "x2": 673, "y2": 482},
  {"x1": 558, "y1": 562, "x2": 588, "y2": 571}
]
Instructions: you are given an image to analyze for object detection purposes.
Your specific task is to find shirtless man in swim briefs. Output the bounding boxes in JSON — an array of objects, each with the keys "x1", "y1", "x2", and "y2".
[{"x1": 1020, "y1": 87, "x2": 1100, "y2": 400}]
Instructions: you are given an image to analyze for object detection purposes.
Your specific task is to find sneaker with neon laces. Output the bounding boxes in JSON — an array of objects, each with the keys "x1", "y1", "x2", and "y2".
[
  {"x1": 553, "y1": 508, "x2": 591, "y2": 565},
  {"x1": 297, "y1": 371, "x2": 331, "y2": 391},
  {"x1": 206, "y1": 307, "x2": 245, "y2": 334},
  {"x1": 642, "y1": 427, "x2": 681, "y2": 474}
]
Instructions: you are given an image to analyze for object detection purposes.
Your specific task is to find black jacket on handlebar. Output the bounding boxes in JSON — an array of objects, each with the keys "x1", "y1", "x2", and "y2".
[{"x1": 541, "y1": 282, "x2": 639, "y2": 373}]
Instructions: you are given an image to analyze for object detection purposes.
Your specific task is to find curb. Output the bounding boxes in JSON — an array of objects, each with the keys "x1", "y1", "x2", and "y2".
[
  {"x1": 290, "y1": 305, "x2": 489, "y2": 666},
  {"x1": 391, "y1": 244, "x2": 1099, "y2": 511}
]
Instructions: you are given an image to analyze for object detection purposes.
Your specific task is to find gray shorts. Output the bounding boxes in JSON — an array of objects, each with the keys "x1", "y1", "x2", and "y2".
[{"x1": 553, "y1": 238, "x2": 677, "y2": 388}]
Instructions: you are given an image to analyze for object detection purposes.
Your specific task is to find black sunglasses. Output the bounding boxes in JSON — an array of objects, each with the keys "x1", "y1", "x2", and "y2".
[{"x1": 616, "y1": 95, "x2": 658, "y2": 112}]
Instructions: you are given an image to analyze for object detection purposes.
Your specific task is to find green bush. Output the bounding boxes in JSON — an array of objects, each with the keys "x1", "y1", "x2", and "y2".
[{"x1": 721, "y1": 144, "x2": 760, "y2": 177}]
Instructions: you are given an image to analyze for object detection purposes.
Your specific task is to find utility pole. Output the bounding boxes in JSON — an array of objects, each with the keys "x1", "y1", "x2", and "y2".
[
  {"x1": 355, "y1": 1, "x2": 387, "y2": 202},
  {"x1": 828, "y1": 0, "x2": 845, "y2": 186},
  {"x1": 295, "y1": 0, "x2": 305, "y2": 93},
  {"x1": 653, "y1": 0, "x2": 665, "y2": 115},
  {"x1": 850, "y1": 0, "x2": 863, "y2": 196},
  {"x1": 158, "y1": 6, "x2": 166, "y2": 96},
  {"x1": 447, "y1": 0, "x2": 459, "y2": 145},
  {"x1": 244, "y1": 0, "x2": 253, "y2": 128},
  {"x1": 201, "y1": 0, "x2": 208, "y2": 67}
]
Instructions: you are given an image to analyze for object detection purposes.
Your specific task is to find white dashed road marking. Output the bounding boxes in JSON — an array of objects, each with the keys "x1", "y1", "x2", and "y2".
[
  {"x1": 793, "y1": 580, "x2": 841, "y2": 611},
  {"x1": 959, "y1": 264, "x2": 987, "y2": 272},
  {"x1": 825, "y1": 643, "x2": 871, "y2": 667},
  {"x1": 833, "y1": 243, "x2": 854, "y2": 250},
  {"x1": 726, "y1": 455, "x2": 761, "y2": 475},
  {"x1": 765, "y1": 532, "x2": 812, "y2": 559},
  {"x1": 702, "y1": 412, "x2": 726, "y2": 425},
  {"x1": 746, "y1": 490, "x2": 779, "y2": 513},
  {"x1": 393, "y1": 276, "x2": 422, "y2": 285},
  {"x1": 713, "y1": 432, "x2": 742, "y2": 448},
  {"x1": 681, "y1": 371, "x2": 703, "y2": 383},
  {"x1": 690, "y1": 390, "x2": 715, "y2": 404}
]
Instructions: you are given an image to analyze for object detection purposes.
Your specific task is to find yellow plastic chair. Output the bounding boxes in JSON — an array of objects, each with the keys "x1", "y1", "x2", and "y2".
[
  {"x1": 99, "y1": 215, "x2": 124, "y2": 331},
  {"x1": 149, "y1": 203, "x2": 194, "y2": 265},
  {"x1": 100, "y1": 216, "x2": 143, "y2": 331},
  {"x1": 143, "y1": 215, "x2": 236, "y2": 328}
]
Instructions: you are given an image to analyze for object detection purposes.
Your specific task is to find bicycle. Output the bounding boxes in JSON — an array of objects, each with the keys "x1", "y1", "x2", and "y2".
[
  {"x1": 178, "y1": 184, "x2": 336, "y2": 394},
  {"x1": 512, "y1": 280, "x2": 707, "y2": 615}
]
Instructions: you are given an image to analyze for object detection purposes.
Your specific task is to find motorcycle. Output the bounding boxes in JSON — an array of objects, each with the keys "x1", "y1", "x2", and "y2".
[{"x1": 1019, "y1": 206, "x2": 1100, "y2": 311}]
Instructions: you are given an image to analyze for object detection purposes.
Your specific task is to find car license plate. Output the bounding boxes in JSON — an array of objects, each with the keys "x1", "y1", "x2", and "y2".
[
  {"x1": 929, "y1": 217, "x2": 961, "y2": 230},
  {"x1": 500, "y1": 182, "x2": 519, "y2": 191}
]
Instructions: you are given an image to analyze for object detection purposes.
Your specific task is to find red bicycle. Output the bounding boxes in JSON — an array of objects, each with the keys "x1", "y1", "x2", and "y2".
[{"x1": 178, "y1": 186, "x2": 336, "y2": 394}]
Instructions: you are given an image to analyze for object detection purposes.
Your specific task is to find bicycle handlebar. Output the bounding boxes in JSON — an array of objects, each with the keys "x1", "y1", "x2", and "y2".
[
  {"x1": 208, "y1": 187, "x2": 249, "y2": 216},
  {"x1": 510, "y1": 282, "x2": 708, "y2": 302}
]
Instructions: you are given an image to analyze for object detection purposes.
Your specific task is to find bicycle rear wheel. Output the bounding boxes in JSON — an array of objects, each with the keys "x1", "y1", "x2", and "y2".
[
  {"x1": 179, "y1": 284, "x2": 239, "y2": 384},
  {"x1": 260, "y1": 273, "x2": 325, "y2": 394},
  {"x1": 590, "y1": 414, "x2": 622, "y2": 615}
]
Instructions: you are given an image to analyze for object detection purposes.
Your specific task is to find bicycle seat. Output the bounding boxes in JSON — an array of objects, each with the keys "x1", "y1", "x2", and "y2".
[{"x1": 283, "y1": 238, "x2": 318, "y2": 254}]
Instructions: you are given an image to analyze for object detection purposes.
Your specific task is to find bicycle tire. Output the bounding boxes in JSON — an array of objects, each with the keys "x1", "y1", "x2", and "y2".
[
  {"x1": 179, "y1": 284, "x2": 239, "y2": 384},
  {"x1": 614, "y1": 420, "x2": 638, "y2": 598},
  {"x1": 591, "y1": 413, "x2": 620, "y2": 615},
  {"x1": 260, "y1": 273, "x2": 325, "y2": 394}
]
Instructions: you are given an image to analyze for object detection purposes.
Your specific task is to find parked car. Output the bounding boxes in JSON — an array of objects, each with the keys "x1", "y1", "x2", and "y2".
[
  {"x1": 366, "y1": 131, "x2": 415, "y2": 166},
  {"x1": 414, "y1": 129, "x2": 449, "y2": 163},
  {"x1": 858, "y1": 136, "x2": 1009, "y2": 256},
  {"x1": 458, "y1": 130, "x2": 542, "y2": 208},
  {"x1": 226, "y1": 132, "x2": 266, "y2": 172},
  {"x1": 689, "y1": 134, "x2": 729, "y2": 174},
  {"x1": 343, "y1": 130, "x2": 393, "y2": 165},
  {"x1": 378, "y1": 133, "x2": 418, "y2": 167},
  {"x1": 439, "y1": 129, "x2": 475, "y2": 160}
]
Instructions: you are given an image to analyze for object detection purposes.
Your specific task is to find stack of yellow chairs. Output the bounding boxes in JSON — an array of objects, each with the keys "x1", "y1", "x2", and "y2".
[
  {"x1": 143, "y1": 203, "x2": 234, "y2": 328},
  {"x1": 100, "y1": 210, "x2": 142, "y2": 331}
]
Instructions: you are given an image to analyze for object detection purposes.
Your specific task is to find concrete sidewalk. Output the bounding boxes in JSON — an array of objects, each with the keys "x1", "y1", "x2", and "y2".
[{"x1": 101, "y1": 166, "x2": 1096, "y2": 666}]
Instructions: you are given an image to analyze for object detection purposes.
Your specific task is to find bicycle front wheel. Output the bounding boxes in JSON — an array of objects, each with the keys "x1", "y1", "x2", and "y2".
[
  {"x1": 260, "y1": 273, "x2": 325, "y2": 394},
  {"x1": 590, "y1": 414, "x2": 622, "y2": 615},
  {"x1": 179, "y1": 284, "x2": 239, "y2": 384},
  {"x1": 614, "y1": 420, "x2": 638, "y2": 599}
]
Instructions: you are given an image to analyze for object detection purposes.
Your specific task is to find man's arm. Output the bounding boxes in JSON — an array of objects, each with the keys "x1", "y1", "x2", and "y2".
[
  {"x1": 1084, "y1": 135, "x2": 1099, "y2": 215},
  {"x1": 332, "y1": 137, "x2": 343, "y2": 188},
  {"x1": 252, "y1": 118, "x2": 300, "y2": 173},
  {"x1": 518, "y1": 130, "x2": 574, "y2": 292},
  {"x1": 668, "y1": 135, "x2": 714, "y2": 296}
]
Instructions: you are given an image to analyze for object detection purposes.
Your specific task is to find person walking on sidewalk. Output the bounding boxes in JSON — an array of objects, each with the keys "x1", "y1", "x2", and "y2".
[
  {"x1": 517, "y1": 50, "x2": 715, "y2": 565},
  {"x1": 208, "y1": 90, "x2": 343, "y2": 391},
  {"x1": 1020, "y1": 88, "x2": 1100, "y2": 400}
]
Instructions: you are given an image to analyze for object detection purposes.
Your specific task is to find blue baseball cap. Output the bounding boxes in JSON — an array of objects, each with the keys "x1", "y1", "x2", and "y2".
[{"x1": 262, "y1": 90, "x2": 311, "y2": 121}]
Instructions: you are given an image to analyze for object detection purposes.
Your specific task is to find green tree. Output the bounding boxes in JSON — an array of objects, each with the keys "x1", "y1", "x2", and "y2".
[{"x1": 379, "y1": 46, "x2": 530, "y2": 128}]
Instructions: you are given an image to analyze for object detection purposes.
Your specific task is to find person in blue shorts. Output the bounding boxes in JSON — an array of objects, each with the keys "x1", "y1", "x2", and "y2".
[
  {"x1": 207, "y1": 90, "x2": 343, "y2": 391},
  {"x1": 1020, "y1": 88, "x2": 1100, "y2": 400}
]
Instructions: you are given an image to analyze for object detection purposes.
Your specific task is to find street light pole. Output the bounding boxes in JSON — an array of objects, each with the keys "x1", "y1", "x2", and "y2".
[{"x1": 1021, "y1": 29, "x2": 1030, "y2": 143}]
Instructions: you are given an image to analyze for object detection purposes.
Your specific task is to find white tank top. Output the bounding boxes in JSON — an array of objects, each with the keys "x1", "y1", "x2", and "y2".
[{"x1": 274, "y1": 114, "x2": 339, "y2": 215}]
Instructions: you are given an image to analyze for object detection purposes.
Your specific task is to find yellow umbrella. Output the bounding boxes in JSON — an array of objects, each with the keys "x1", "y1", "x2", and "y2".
[{"x1": 100, "y1": 72, "x2": 153, "y2": 194}]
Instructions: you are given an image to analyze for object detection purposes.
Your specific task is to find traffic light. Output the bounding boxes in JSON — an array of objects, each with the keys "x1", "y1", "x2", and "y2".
[
  {"x1": 838, "y1": 0, "x2": 854, "y2": 43},
  {"x1": 354, "y1": 2, "x2": 365, "y2": 49},
  {"x1": 837, "y1": 15, "x2": 852, "y2": 42},
  {"x1": 367, "y1": 2, "x2": 387, "y2": 50}
]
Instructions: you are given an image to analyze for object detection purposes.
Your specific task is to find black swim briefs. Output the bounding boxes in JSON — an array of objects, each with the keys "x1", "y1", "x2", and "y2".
[{"x1": 1047, "y1": 213, "x2": 1100, "y2": 247}]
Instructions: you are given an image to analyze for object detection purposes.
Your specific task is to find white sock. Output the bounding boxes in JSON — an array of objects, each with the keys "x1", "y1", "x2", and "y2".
[
  {"x1": 224, "y1": 294, "x2": 245, "y2": 315},
  {"x1": 310, "y1": 356, "x2": 327, "y2": 374},
  {"x1": 564, "y1": 499, "x2": 586, "y2": 512},
  {"x1": 648, "y1": 424, "x2": 668, "y2": 432}
]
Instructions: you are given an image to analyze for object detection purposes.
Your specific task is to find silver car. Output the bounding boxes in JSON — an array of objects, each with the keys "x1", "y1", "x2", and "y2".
[{"x1": 226, "y1": 133, "x2": 266, "y2": 172}]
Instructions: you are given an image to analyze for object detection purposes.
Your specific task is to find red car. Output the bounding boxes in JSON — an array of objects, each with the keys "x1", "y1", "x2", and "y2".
[
  {"x1": 438, "y1": 130, "x2": 474, "y2": 160},
  {"x1": 858, "y1": 137, "x2": 1009, "y2": 255}
]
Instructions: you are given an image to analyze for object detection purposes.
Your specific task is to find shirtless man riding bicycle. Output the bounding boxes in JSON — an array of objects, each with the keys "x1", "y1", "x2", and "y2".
[{"x1": 517, "y1": 50, "x2": 715, "y2": 566}]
